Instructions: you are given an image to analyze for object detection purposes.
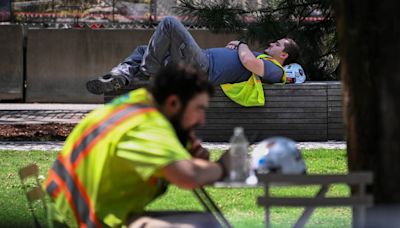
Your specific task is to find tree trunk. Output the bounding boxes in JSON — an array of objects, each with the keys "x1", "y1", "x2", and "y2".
[{"x1": 336, "y1": 0, "x2": 400, "y2": 208}]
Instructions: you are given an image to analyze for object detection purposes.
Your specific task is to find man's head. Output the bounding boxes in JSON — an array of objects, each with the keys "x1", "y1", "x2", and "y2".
[
  {"x1": 150, "y1": 63, "x2": 214, "y2": 144},
  {"x1": 264, "y1": 38, "x2": 299, "y2": 66}
]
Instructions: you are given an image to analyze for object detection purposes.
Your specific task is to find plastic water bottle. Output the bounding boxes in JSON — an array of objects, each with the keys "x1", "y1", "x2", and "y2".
[{"x1": 228, "y1": 127, "x2": 249, "y2": 182}]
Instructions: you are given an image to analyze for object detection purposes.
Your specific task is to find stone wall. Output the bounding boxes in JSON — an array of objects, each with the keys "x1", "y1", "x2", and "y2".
[
  {"x1": 0, "y1": 25, "x2": 239, "y2": 103},
  {"x1": 0, "y1": 25, "x2": 24, "y2": 101}
]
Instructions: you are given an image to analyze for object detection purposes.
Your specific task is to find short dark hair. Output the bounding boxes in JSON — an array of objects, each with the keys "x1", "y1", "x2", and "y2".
[
  {"x1": 150, "y1": 63, "x2": 214, "y2": 107},
  {"x1": 283, "y1": 38, "x2": 300, "y2": 65}
]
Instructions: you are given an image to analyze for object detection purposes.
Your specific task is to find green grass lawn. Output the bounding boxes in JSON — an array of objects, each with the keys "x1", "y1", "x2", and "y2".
[{"x1": 0, "y1": 149, "x2": 349, "y2": 228}]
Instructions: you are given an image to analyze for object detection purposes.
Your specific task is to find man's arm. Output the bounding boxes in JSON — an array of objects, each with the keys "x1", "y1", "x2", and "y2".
[
  {"x1": 161, "y1": 159, "x2": 224, "y2": 189},
  {"x1": 227, "y1": 40, "x2": 264, "y2": 76}
]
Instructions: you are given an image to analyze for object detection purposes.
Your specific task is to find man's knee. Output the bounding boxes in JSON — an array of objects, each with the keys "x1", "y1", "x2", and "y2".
[
  {"x1": 162, "y1": 16, "x2": 179, "y2": 24},
  {"x1": 126, "y1": 212, "x2": 221, "y2": 228},
  {"x1": 127, "y1": 216, "x2": 169, "y2": 228},
  {"x1": 160, "y1": 16, "x2": 181, "y2": 30}
]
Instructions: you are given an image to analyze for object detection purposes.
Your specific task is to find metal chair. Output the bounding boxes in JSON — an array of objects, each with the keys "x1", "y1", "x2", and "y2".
[{"x1": 18, "y1": 163, "x2": 51, "y2": 228}]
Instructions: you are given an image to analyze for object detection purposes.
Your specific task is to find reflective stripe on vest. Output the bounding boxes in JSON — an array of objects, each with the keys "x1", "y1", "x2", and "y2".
[
  {"x1": 51, "y1": 157, "x2": 100, "y2": 228},
  {"x1": 46, "y1": 179, "x2": 61, "y2": 198},
  {"x1": 46, "y1": 104, "x2": 156, "y2": 228}
]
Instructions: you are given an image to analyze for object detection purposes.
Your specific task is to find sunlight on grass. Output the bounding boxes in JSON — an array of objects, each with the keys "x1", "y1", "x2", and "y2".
[
  {"x1": 148, "y1": 149, "x2": 350, "y2": 228},
  {"x1": 0, "y1": 148, "x2": 350, "y2": 227}
]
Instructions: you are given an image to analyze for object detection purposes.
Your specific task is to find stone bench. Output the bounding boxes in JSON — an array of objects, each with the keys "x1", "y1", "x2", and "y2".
[{"x1": 105, "y1": 81, "x2": 344, "y2": 142}]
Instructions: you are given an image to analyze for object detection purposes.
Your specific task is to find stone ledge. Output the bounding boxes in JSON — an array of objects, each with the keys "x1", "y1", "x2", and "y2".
[{"x1": 105, "y1": 81, "x2": 344, "y2": 142}]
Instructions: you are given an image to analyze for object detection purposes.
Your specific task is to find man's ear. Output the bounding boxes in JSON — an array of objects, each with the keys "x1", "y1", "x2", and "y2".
[
  {"x1": 281, "y1": 51, "x2": 289, "y2": 60},
  {"x1": 164, "y1": 95, "x2": 182, "y2": 116}
]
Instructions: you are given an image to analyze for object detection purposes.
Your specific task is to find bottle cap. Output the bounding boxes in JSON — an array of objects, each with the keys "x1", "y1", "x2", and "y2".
[{"x1": 234, "y1": 127, "x2": 244, "y2": 135}]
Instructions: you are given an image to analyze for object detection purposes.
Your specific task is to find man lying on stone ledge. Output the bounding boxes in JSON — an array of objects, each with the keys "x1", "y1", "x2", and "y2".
[{"x1": 86, "y1": 16, "x2": 305, "y2": 98}]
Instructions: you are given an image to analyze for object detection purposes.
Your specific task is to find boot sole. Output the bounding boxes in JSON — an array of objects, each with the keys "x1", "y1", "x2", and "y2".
[
  {"x1": 86, "y1": 79, "x2": 105, "y2": 95},
  {"x1": 86, "y1": 77, "x2": 125, "y2": 95}
]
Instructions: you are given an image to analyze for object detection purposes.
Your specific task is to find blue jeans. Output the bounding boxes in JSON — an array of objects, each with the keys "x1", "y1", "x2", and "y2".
[
  {"x1": 112, "y1": 17, "x2": 209, "y2": 79},
  {"x1": 110, "y1": 45, "x2": 147, "y2": 79},
  {"x1": 140, "y1": 16, "x2": 209, "y2": 76}
]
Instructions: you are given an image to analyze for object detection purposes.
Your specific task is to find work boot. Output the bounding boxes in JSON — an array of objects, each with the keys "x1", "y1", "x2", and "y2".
[
  {"x1": 126, "y1": 70, "x2": 151, "y2": 89},
  {"x1": 135, "y1": 70, "x2": 150, "y2": 81},
  {"x1": 86, "y1": 74, "x2": 127, "y2": 95}
]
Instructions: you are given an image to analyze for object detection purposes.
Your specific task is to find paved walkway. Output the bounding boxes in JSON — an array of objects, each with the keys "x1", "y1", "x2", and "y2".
[
  {"x1": 0, "y1": 103, "x2": 346, "y2": 151},
  {"x1": 0, "y1": 104, "x2": 102, "y2": 124}
]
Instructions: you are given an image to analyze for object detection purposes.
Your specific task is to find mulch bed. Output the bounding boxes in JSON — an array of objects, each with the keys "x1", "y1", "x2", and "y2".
[{"x1": 0, "y1": 123, "x2": 76, "y2": 141}]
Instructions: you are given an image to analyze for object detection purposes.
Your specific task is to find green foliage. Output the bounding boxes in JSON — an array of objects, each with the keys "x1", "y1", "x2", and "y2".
[
  {"x1": 176, "y1": 0, "x2": 339, "y2": 81},
  {"x1": 175, "y1": 0, "x2": 246, "y2": 33}
]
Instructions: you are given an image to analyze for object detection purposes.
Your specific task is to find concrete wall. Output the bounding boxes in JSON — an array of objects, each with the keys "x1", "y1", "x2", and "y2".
[
  {"x1": 26, "y1": 29, "x2": 151, "y2": 103},
  {"x1": 25, "y1": 29, "x2": 239, "y2": 103},
  {"x1": 0, "y1": 25, "x2": 24, "y2": 101}
]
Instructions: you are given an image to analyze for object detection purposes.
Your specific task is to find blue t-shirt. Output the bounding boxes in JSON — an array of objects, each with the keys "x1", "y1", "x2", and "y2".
[{"x1": 206, "y1": 48, "x2": 283, "y2": 85}]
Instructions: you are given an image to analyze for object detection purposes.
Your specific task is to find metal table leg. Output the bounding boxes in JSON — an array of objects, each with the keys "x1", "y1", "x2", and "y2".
[{"x1": 193, "y1": 187, "x2": 233, "y2": 228}]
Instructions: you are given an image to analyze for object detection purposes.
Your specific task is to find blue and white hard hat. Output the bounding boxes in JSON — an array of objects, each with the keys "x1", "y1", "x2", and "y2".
[
  {"x1": 284, "y1": 63, "x2": 306, "y2": 84},
  {"x1": 250, "y1": 137, "x2": 306, "y2": 174}
]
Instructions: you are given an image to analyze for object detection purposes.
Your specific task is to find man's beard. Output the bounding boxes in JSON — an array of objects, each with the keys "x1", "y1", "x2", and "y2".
[{"x1": 170, "y1": 112, "x2": 199, "y2": 147}]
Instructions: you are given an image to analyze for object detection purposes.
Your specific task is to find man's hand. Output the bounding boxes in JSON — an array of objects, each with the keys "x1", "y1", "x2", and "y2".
[
  {"x1": 226, "y1": 40, "x2": 265, "y2": 76},
  {"x1": 189, "y1": 132, "x2": 210, "y2": 160},
  {"x1": 216, "y1": 150, "x2": 231, "y2": 181},
  {"x1": 225, "y1": 40, "x2": 240, "y2": 49}
]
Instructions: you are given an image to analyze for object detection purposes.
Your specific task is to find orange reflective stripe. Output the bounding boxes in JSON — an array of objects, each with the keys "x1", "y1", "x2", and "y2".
[
  {"x1": 47, "y1": 163, "x2": 86, "y2": 227},
  {"x1": 69, "y1": 104, "x2": 156, "y2": 169},
  {"x1": 48, "y1": 104, "x2": 157, "y2": 228},
  {"x1": 46, "y1": 169, "x2": 62, "y2": 198},
  {"x1": 51, "y1": 156, "x2": 101, "y2": 228},
  {"x1": 69, "y1": 104, "x2": 133, "y2": 163}
]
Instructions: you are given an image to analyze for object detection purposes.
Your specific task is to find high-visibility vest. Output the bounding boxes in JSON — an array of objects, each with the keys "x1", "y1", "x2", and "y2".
[
  {"x1": 220, "y1": 54, "x2": 286, "y2": 107},
  {"x1": 44, "y1": 88, "x2": 190, "y2": 227}
]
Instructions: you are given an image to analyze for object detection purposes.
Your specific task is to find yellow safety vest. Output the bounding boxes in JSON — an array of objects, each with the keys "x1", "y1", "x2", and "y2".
[
  {"x1": 44, "y1": 88, "x2": 191, "y2": 227},
  {"x1": 220, "y1": 54, "x2": 286, "y2": 107}
]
